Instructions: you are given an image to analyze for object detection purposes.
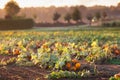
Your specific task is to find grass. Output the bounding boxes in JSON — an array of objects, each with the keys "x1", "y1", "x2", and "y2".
[
  {"x1": 0, "y1": 25, "x2": 120, "y2": 32},
  {"x1": 26, "y1": 25, "x2": 120, "y2": 32}
]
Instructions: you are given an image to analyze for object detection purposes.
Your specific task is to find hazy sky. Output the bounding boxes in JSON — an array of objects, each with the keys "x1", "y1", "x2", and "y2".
[{"x1": 0, "y1": 0, "x2": 120, "y2": 9}]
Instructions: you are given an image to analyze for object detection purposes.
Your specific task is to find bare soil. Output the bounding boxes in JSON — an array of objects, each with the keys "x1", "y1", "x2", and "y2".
[{"x1": 0, "y1": 55, "x2": 120, "y2": 80}]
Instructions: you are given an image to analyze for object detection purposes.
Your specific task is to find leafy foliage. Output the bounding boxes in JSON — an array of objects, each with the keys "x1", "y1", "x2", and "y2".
[
  {"x1": 95, "y1": 12, "x2": 101, "y2": 21},
  {"x1": 53, "y1": 12, "x2": 61, "y2": 22},
  {"x1": 4, "y1": 0, "x2": 20, "y2": 19},
  {"x1": 72, "y1": 7, "x2": 82, "y2": 22},
  {"x1": 0, "y1": 30, "x2": 120, "y2": 69},
  {"x1": 64, "y1": 13, "x2": 71, "y2": 23},
  {"x1": 46, "y1": 70, "x2": 90, "y2": 79},
  {"x1": 0, "y1": 19, "x2": 34, "y2": 30},
  {"x1": 0, "y1": 30, "x2": 120, "y2": 80}
]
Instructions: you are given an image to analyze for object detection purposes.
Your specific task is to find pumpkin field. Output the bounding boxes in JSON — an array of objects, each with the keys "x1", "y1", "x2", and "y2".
[{"x1": 0, "y1": 27, "x2": 120, "y2": 80}]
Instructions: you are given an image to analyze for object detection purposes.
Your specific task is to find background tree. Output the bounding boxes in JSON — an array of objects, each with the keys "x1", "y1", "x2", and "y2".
[
  {"x1": 33, "y1": 14, "x2": 37, "y2": 20},
  {"x1": 53, "y1": 12, "x2": 61, "y2": 23},
  {"x1": 72, "y1": 7, "x2": 82, "y2": 23},
  {"x1": 117, "y1": 2, "x2": 120, "y2": 7},
  {"x1": 95, "y1": 12, "x2": 101, "y2": 21},
  {"x1": 4, "y1": 0, "x2": 20, "y2": 19},
  {"x1": 102, "y1": 11, "x2": 107, "y2": 20},
  {"x1": 86, "y1": 13, "x2": 93, "y2": 26},
  {"x1": 64, "y1": 13, "x2": 71, "y2": 23}
]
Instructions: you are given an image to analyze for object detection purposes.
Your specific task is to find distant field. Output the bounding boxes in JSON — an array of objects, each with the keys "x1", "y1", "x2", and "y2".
[
  {"x1": 27, "y1": 26, "x2": 120, "y2": 31},
  {"x1": 0, "y1": 25, "x2": 120, "y2": 31}
]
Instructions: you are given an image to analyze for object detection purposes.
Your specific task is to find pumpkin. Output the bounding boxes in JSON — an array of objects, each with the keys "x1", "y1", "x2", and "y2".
[
  {"x1": 66, "y1": 62, "x2": 71, "y2": 70},
  {"x1": 75, "y1": 62, "x2": 81, "y2": 69},
  {"x1": 114, "y1": 49, "x2": 120, "y2": 55},
  {"x1": 114, "y1": 73, "x2": 120, "y2": 79},
  {"x1": 13, "y1": 49, "x2": 20, "y2": 55}
]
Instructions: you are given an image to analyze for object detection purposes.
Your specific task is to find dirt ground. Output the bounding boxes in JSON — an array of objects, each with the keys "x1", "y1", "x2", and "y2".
[{"x1": 0, "y1": 55, "x2": 120, "y2": 80}]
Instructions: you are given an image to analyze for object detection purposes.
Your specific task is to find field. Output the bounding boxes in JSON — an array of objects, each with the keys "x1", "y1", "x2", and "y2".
[{"x1": 0, "y1": 26, "x2": 120, "y2": 80}]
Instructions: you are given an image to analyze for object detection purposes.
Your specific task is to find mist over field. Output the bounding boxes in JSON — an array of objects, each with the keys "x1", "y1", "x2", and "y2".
[{"x1": 0, "y1": 5, "x2": 120, "y2": 23}]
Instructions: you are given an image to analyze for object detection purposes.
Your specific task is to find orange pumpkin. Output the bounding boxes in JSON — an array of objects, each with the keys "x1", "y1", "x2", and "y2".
[
  {"x1": 66, "y1": 62, "x2": 71, "y2": 70},
  {"x1": 13, "y1": 49, "x2": 20, "y2": 55},
  {"x1": 114, "y1": 49, "x2": 120, "y2": 55},
  {"x1": 75, "y1": 62, "x2": 81, "y2": 69}
]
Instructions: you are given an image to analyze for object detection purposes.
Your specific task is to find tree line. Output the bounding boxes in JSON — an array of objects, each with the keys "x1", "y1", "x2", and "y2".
[
  {"x1": 53, "y1": 7, "x2": 107, "y2": 26},
  {"x1": 53, "y1": 7, "x2": 82, "y2": 23},
  {"x1": 3, "y1": 0, "x2": 120, "y2": 26}
]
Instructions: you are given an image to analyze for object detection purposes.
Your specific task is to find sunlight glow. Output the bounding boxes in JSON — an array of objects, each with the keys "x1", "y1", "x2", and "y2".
[{"x1": 0, "y1": 0, "x2": 120, "y2": 9}]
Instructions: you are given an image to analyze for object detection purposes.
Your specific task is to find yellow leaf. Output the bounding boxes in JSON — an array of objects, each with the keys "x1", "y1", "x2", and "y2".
[
  {"x1": 18, "y1": 41, "x2": 22, "y2": 46},
  {"x1": 91, "y1": 41, "x2": 98, "y2": 47}
]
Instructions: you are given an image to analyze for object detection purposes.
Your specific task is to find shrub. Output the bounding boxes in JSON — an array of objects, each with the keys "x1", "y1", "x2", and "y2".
[
  {"x1": 112, "y1": 22, "x2": 117, "y2": 26},
  {"x1": 0, "y1": 19, "x2": 34, "y2": 30},
  {"x1": 102, "y1": 21, "x2": 120, "y2": 27}
]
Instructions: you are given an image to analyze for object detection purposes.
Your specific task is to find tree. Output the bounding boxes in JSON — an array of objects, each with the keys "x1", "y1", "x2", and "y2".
[
  {"x1": 64, "y1": 13, "x2": 71, "y2": 23},
  {"x1": 117, "y1": 2, "x2": 120, "y2": 7},
  {"x1": 86, "y1": 13, "x2": 93, "y2": 26},
  {"x1": 72, "y1": 7, "x2": 82, "y2": 23},
  {"x1": 102, "y1": 11, "x2": 107, "y2": 20},
  {"x1": 53, "y1": 12, "x2": 61, "y2": 23},
  {"x1": 33, "y1": 14, "x2": 37, "y2": 20},
  {"x1": 95, "y1": 12, "x2": 101, "y2": 21},
  {"x1": 4, "y1": 0, "x2": 20, "y2": 19}
]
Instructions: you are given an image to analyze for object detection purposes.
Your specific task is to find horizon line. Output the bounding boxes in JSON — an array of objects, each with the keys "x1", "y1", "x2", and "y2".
[{"x1": 0, "y1": 4, "x2": 118, "y2": 9}]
